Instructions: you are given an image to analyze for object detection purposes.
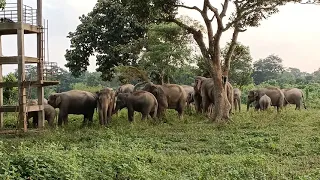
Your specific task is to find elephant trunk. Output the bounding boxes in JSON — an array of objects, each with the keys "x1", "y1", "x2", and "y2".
[{"x1": 246, "y1": 101, "x2": 251, "y2": 111}]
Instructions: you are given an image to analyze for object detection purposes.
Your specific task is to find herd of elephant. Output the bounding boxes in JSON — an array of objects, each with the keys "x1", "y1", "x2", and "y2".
[{"x1": 26, "y1": 76, "x2": 307, "y2": 128}]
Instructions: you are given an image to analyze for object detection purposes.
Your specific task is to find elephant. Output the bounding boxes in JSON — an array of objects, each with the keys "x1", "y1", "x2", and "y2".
[
  {"x1": 193, "y1": 76, "x2": 210, "y2": 113},
  {"x1": 259, "y1": 94, "x2": 271, "y2": 111},
  {"x1": 26, "y1": 98, "x2": 56, "y2": 128},
  {"x1": 48, "y1": 90, "x2": 97, "y2": 126},
  {"x1": 233, "y1": 88, "x2": 241, "y2": 112},
  {"x1": 181, "y1": 85, "x2": 194, "y2": 107},
  {"x1": 196, "y1": 77, "x2": 234, "y2": 115},
  {"x1": 135, "y1": 82, "x2": 187, "y2": 119},
  {"x1": 116, "y1": 84, "x2": 134, "y2": 95},
  {"x1": 247, "y1": 87, "x2": 285, "y2": 112},
  {"x1": 96, "y1": 88, "x2": 116, "y2": 126},
  {"x1": 281, "y1": 88, "x2": 306, "y2": 110},
  {"x1": 115, "y1": 90, "x2": 158, "y2": 122}
]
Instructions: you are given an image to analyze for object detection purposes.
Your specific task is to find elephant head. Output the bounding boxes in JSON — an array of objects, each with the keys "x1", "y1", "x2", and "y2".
[
  {"x1": 96, "y1": 88, "x2": 115, "y2": 125},
  {"x1": 194, "y1": 76, "x2": 206, "y2": 93},
  {"x1": 114, "y1": 93, "x2": 129, "y2": 112},
  {"x1": 247, "y1": 90, "x2": 259, "y2": 111},
  {"x1": 48, "y1": 93, "x2": 62, "y2": 108}
]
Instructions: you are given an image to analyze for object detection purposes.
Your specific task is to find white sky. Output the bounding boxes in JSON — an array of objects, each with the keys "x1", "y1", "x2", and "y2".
[{"x1": 1, "y1": 0, "x2": 319, "y2": 75}]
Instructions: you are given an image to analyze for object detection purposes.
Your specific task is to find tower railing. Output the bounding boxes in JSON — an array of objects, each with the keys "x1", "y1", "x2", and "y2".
[{"x1": 0, "y1": 3, "x2": 38, "y2": 25}]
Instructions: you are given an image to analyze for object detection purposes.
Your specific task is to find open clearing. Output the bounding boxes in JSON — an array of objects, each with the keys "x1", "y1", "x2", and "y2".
[{"x1": 1, "y1": 107, "x2": 320, "y2": 179}]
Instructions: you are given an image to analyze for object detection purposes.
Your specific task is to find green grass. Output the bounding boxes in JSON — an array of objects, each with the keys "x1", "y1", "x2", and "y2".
[{"x1": 1, "y1": 105, "x2": 320, "y2": 179}]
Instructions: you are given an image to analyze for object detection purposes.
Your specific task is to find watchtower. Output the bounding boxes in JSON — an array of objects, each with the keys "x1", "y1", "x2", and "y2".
[{"x1": 0, "y1": 0, "x2": 59, "y2": 132}]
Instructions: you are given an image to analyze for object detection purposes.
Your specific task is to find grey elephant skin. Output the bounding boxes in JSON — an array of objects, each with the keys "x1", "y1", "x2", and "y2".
[
  {"x1": 137, "y1": 82, "x2": 187, "y2": 119},
  {"x1": 259, "y1": 94, "x2": 271, "y2": 111},
  {"x1": 195, "y1": 76, "x2": 234, "y2": 114},
  {"x1": 281, "y1": 88, "x2": 306, "y2": 110},
  {"x1": 181, "y1": 85, "x2": 194, "y2": 107},
  {"x1": 115, "y1": 91, "x2": 158, "y2": 122},
  {"x1": 96, "y1": 88, "x2": 116, "y2": 125},
  {"x1": 247, "y1": 87, "x2": 285, "y2": 112},
  {"x1": 48, "y1": 90, "x2": 97, "y2": 126},
  {"x1": 233, "y1": 88, "x2": 241, "y2": 112},
  {"x1": 27, "y1": 98, "x2": 56, "y2": 128},
  {"x1": 116, "y1": 84, "x2": 134, "y2": 95},
  {"x1": 193, "y1": 76, "x2": 208, "y2": 113}
]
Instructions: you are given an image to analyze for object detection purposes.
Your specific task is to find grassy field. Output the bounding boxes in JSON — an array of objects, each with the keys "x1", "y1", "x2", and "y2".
[{"x1": 1, "y1": 106, "x2": 320, "y2": 179}]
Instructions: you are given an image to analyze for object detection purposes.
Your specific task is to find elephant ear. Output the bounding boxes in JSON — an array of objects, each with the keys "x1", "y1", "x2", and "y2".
[
  {"x1": 254, "y1": 91, "x2": 259, "y2": 100},
  {"x1": 55, "y1": 95, "x2": 62, "y2": 107},
  {"x1": 196, "y1": 79, "x2": 203, "y2": 92}
]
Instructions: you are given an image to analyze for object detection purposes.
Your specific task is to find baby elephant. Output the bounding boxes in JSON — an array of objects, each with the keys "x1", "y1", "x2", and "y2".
[
  {"x1": 115, "y1": 90, "x2": 158, "y2": 122},
  {"x1": 259, "y1": 94, "x2": 271, "y2": 111}
]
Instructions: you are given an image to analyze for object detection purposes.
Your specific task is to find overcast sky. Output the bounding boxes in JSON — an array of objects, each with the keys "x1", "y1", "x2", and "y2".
[{"x1": 1, "y1": 0, "x2": 319, "y2": 75}]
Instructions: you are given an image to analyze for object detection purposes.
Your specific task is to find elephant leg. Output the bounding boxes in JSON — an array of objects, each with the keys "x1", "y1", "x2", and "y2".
[
  {"x1": 48, "y1": 114, "x2": 55, "y2": 127},
  {"x1": 98, "y1": 108, "x2": 104, "y2": 125},
  {"x1": 128, "y1": 108, "x2": 134, "y2": 122},
  {"x1": 177, "y1": 101, "x2": 185, "y2": 120},
  {"x1": 88, "y1": 111, "x2": 94, "y2": 126},
  {"x1": 141, "y1": 113, "x2": 148, "y2": 121},
  {"x1": 63, "y1": 115, "x2": 69, "y2": 126},
  {"x1": 107, "y1": 104, "x2": 113, "y2": 124},
  {"x1": 234, "y1": 99, "x2": 238, "y2": 112},
  {"x1": 32, "y1": 113, "x2": 39, "y2": 128},
  {"x1": 57, "y1": 111, "x2": 65, "y2": 126},
  {"x1": 202, "y1": 98, "x2": 210, "y2": 115},
  {"x1": 238, "y1": 98, "x2": 241, "y2": 112}
]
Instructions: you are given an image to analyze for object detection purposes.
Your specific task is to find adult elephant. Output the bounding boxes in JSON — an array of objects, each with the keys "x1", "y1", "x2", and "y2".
[
  {"x1": 247, "y1": 87, "x2": 285, "y2": 112},
  {"x1": 281, "y1": 88, "x2": 306, "y2": 110},
  {"x1": 193, "y1": 76, "x2": 210, "y2": 113},
  {"x1": 48, "y1": 90, "x2": 97, "y2": 126},
  {"x1": 114, "y1": 91, "x2": 158, "y2": 122},
  {"x1": 116, "y1": 84, "x2": 134, "y2": 95},
  {"x1": 96, "y1": 88, "x2": 116, "y2": 126},
  {"x1": 199, "y1": 78, "x2": 234, "y2": 115},
  {"x1": 181, "y1": 85, "x2": 194, "y2": 107},
  {"x1": 233, "y1": 88, "x2": 241, "y2": 112},
  {"x1": 135, "y1": 82, "x2": 187, "y2": 119},
  {"x1": 26, "y1": 98, "x2": 56, "y2": 128}
]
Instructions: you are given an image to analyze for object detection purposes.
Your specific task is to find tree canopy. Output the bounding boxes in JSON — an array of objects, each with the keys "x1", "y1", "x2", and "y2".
[{"x1": 252, "y1": 54, "x2": 284, "y2": 84}]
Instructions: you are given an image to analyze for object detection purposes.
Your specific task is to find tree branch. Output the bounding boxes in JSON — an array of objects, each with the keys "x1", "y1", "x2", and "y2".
[
  {"x1": 176, "y1": 4, "x2": 202, "y2": 13},
  {"x1": 223, "y1": 27, "x2": 240, "y2": 75},
  {"x1": 223, "y1": 4, "x2": 278, "y2": 31},
  {"x1": 220, "y1": 0, "x2": 229, "y2": 17}
]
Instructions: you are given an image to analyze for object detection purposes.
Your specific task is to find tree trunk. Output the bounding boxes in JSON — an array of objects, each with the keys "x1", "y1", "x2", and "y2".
[
  {"x1": 160, "y1": 71, "x2": 164, "y2": 85},
  {"x1": 210, "y1": 63, "x2": 231, "y2": 122}
]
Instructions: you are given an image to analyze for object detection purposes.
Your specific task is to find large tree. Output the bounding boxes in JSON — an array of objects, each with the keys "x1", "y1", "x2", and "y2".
[
  {"x1": 161, "y1": 0, "x2": 298, "y2": 121},
  {"x1": 65, "y1": 0, "x2": 149, "y2": 80}
]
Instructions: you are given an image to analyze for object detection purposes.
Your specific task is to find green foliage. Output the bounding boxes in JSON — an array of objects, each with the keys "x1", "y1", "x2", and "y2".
[
  {"x1": 65, "y1": 0, "x2": 150, "y2": 80},
  {"x1": 3, "y1": 73, "x2": 18, "y2": 105},
  {"x1": 115, "y1": 66, "x2": 149, "y2": 84},
  {"x1": 252, "y1": 54, "x2": 285, "y2": 84},
  {"x1": 71, "y1": 83, "x2": 104, "y2": 93},
  {"x1": 222, "y1": 42, "x2": 253, "y2": 87},
  {"x1": 2, "y1": 108, "x2": 320, "y2": 179},
  {"x1": 0, "y1": 0, "x2": 5, "y2": 9},
  {"x1": 139, "y1": 22, "x2": 193, "y2": 84}
]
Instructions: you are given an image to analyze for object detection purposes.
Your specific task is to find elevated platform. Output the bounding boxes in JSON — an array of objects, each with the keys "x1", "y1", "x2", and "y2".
[
  {"x1": 0, "y1": 56, "x2": 39, "y2": 64},
  {"x1": 0, "y1": 22, "x2": 40, "y2": 35},
  {"x1": 0, "y1": 80, "x2": 59, "y2": 88},
  {"x1": 0, "y1": 104, "x2": 44, "y2": 113}
]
